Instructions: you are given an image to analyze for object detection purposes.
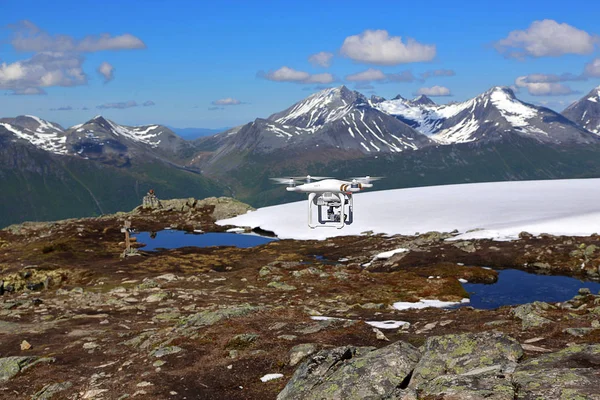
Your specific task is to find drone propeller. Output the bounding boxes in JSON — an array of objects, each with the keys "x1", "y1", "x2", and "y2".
[
  {"x1": 347, "y1": 176, "x2": 384, "y2": 184},
  {"x1": 291, "y1": 175, "x2": 332, "y2": 180},
  {"x1": 270, "y1": 177, "x2": 299, "y2": 185}
]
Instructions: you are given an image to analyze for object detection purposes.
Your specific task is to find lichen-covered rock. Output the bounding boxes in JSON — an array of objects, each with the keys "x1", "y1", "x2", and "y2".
[
  {"x1": 177, "y1": 304, "x2": 261, "y2": 335},
  {"x1": 267, "y1": 281, "x2": 297, "y2": 291},
  {"x1": 226, "y1": 333, "x2": 259, "y2": 350},
  {"x1": 409, "y1": 332, "x2": 522, "y2": 390},
  {"x1": 289, "y1": 343, "x2": 319, "y2": 367},
  {"x1": 511, "y1": 301, "x2": 554, "y2": 329},
  {"x1": 277, "y1": 341, "x2": 420, "y2": 400},
  {"x1": 417, "y1": 366, "x2": 515, "y2": 399},
  {"x1": 31, "y1": 381, "x2": 73, "y2": 399},
  {"x1": 0, "y1": 356, "x2": 54, "y2": 382},
  {"x1": 513, "y1": 344, "x2": 600, "y2": 399}
]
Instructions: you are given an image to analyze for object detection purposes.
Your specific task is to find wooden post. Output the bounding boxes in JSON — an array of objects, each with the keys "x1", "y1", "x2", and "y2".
[{"x1": 123, "y1": 220, "x2": 132, "y2": 252}]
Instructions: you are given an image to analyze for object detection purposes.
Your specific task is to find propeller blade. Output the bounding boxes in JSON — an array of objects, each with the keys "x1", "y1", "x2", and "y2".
[
  {"x1": 270, "y1": 177, "x2": 299, "y2": 185},
  {"x1": 290, "y1": 175, "x2": 333, "y2": 181},
  {"x1": 347, "y1": 176, "x2": 384, "y2": 183}
]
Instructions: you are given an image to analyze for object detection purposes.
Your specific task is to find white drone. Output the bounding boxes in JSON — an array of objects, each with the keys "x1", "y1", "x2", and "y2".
[{"x1": 271, "y1": 175, "x2": 382, "y2": 229}]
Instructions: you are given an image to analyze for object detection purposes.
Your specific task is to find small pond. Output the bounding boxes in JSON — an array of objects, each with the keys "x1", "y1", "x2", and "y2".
[
  {"x1": 133, "y1": 230, "x2": 276, "y2": 251},
  {"x1": 461, "y1": 269, "x2": 600, "y2": 309}
]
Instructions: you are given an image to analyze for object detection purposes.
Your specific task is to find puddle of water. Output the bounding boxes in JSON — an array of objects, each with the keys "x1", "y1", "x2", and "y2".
[
  {"x1": 461, "y1": 269, "x2": 600, "y2": 309},
  {"x1": 133, "y1": 231, "x2": 276, "y2": 251}
]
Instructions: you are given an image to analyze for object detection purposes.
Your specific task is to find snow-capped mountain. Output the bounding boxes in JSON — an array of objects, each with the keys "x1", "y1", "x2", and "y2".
[
  {"x1": 0, "y1": 115, "x2": 68, "y2": 155},
  {"x1": 562, "y1": 86, "x2": 600, "y2": 134},
  {"x1": 375, "y1": 87, "x2": 598, "y2": 145},
  {"x1": 66, "y1": 116, "x2": 187, "y2": 157},
  {"x1": 0, "y1": 114, "x2": 189, "y2": 163},
  {"x1": 208, "y1": 86, "x2": 431, "y2": 158}
]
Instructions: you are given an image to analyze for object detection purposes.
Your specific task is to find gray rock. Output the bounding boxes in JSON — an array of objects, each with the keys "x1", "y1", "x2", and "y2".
[
  {"x1": 31, "y1": 381, "x2": 73, "y2": 399},
  {"x1": 289, "y1": 343, "x2": 319, "y2": 367},
  {"x1": 178, "y1": 304, "x2": 260, "y2": 332},
  {"x1": 418, "y1": 368, "x2": 515, "y2": 400},
  {"x1": 513, "y1": 344, "x2": 600, "y2": 399},
  {"x1": 150, "y1": 346, "x2": 182, "y2": 358},
  {"x1": 511, "y1": 302, "x2": 554, "y2": 329},
  {"x1": 409, "y1": 332, "x2": 522, "y2": 390},
  {"x1": 226, "y1": 334, "x2": 259, "y2": 349},
  {"x1": 267, "y1": 281, "x2": 297, "y2": 291},
  {"x1": 0, "y1": 356, "x2": 54, "y2": 382},
  {"x1": 277, "y1": 341, "x2": 420, "y2": 400},
  {"x1": 578, "y1": 287, "x2": 592, "y2": 295}
]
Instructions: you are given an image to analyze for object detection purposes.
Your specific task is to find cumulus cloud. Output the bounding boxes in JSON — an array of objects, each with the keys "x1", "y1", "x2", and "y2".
[
  {"x1": 584, "y1": 57, "x2": 600, "y2": 77},
  {"x1": 340, "y1": 29, "x2": 436, "y2": 65},
  {"x1": 97, "y1": 62, "x2": 114, "y2": 83},
  {"x1": 495, "y1": 20, "x2": 598, "y2": 58},
  {"x1": 96, "y1": 100, "x2": 138, "y2": 109},
  {"x1": 212, "y1": 98, "x2": 242, "y2": 105},
  {"x1": 142, "y1": 100, "x2": 155, "y2": 107},
  {"x1": 0, "y1": 21, "x2": 146, "y2": 95},
  {"x1": 421, "y1": 69, "x2": 455, "y2": 79},
  {"x1": 308, "y1": 51, "x2": 334, "y2": 68},
  {"x1": 10, "y1": 20, "x2": 146, "y2": 53},
  {"x1": 258, "y1": 66, "x2": 334, "y2": 84},
  {"x1": 346, "y1": 68, "x2": 386, "y2": 82},
  {"x1": 514, "y1": 76, "x2": 577, "y2": 96},
  {"x1": 415, "y1": 86, "x2": 452, "y2": 96},
  {"x1": 0, "y1": 52, "x2": 87, "y2": 95}
]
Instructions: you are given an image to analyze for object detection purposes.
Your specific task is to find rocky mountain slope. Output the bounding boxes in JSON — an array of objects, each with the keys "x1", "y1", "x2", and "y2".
[
  {"x1": 562, "y1": 85, "x2": 600, "y2": 134},
  {"x1": 374, "y1": 87, "x2": 598, "y2": 145},
  {"x1": 0, "y1": 118, "x2": 223, "y2": 227}
]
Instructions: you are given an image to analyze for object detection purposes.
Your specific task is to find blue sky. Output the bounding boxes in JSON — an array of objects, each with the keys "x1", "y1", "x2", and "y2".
[{"x1": 1, "y1": 0, "x2": 600, "y2": 128}]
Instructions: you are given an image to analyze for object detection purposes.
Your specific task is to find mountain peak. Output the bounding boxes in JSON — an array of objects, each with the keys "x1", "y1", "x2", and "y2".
[
  {"x1": 392, "y1": 94, "x2": 406, "y2": 101},
  {"x1": 484, "y1": 86, "x2": 516, "y2": 99},
  {"x1": 410, "y1": 95, "x2": 436, "y2": 106}
]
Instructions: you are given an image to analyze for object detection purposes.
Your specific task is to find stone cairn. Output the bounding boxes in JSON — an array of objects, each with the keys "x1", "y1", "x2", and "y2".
[{"x1": 142, "y1": 189, "x2": 163, "y2": 210}]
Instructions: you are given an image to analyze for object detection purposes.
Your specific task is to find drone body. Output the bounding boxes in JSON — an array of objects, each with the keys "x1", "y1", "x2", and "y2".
[{"x1": 271, "y1": 175, "x2": 380, "y2": 229}]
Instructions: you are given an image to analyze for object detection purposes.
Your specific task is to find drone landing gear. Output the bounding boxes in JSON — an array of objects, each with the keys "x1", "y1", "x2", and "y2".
[{"x1": 308, "y1": 192, "x2": 354, "y2": 229}]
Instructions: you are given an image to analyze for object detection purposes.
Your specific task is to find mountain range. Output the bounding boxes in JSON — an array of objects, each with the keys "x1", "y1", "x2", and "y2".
[{"x1": 2, "y1": 84, "x2": 600, "y2": 226}]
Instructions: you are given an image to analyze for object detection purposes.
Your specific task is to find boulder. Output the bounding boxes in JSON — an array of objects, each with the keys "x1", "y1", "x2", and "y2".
[
  {"x1": 511, "y1": 302, "x2": 554, "y2": 329},
  {"x1": 512, "y1": 344, "x2": 600, "y2": 399},
  {"x1": 409, "y1": 332, "x2": 522, "y2": 390},
  {"x1": 0, "y1": 356, "x2": 54, "y2": 382},
  {"x1": 277, "y1": 341, "x2": 420, "y2": 400}
]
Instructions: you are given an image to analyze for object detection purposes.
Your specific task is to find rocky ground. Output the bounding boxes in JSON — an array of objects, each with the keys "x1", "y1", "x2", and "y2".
[{"x1": 0, "y1": 197, "x2": 599, "y2": 399}]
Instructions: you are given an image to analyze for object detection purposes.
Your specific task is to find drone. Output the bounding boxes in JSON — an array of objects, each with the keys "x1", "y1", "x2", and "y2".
[{"x1": 271, "y1": 175, "x2": 382, "y2": 229}]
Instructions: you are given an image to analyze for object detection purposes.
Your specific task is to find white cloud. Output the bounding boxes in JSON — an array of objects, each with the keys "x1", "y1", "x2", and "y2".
[
  {"x1": 415, "y1": 86, "x2": 451, "y2": 96},
  {"x1": 97, "y1": 101, "x2": 138, "y2": 109},
  {"x1": 308, "y1": 51, "x2": 334, "y2": 68},
  {"x1": 10, "y1": 20, "x2": 146, "y2": 53},
  {"x1": 259, "y1": 66, "x2": 334, "y2": 84},
  {"x1": 584, "y1": 57, "x2": 600, "y2": 77},
  {"x1": 495, "y1": 20, "x2": 598, "y2": 58},
  {"x1": 0, "y1": 52, "x2": 87, "y2": 95},
  {"x1": 97, "y1": 62, "x2": 114, "y2": 83},
  {"x1": 346, "y1": 68, "x2": 386, "y2": 82},
  {"x1": 212, "y1": 98, "x2": 242, "y2": 106},
  {"x1": 515, "y1": 76, "x2": 577, "y2": 96},
  {"x1": 340, "y1": 29, "x2": 436, "y2": 65},
  {"x1": 421, "y1": 69, "x2": 455, "y2": 79}
]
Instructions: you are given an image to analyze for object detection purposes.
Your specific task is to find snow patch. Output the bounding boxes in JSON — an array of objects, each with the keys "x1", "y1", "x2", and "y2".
[
  {"x1": 374, "y1": 248, "x2": 409, "y2": 260},
  {"x1": 393, "y1": 298, "x2": 470, "y2": 310},
  {"x1": 260, "y1": 374, "x2": 284, "y2": 382}
]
